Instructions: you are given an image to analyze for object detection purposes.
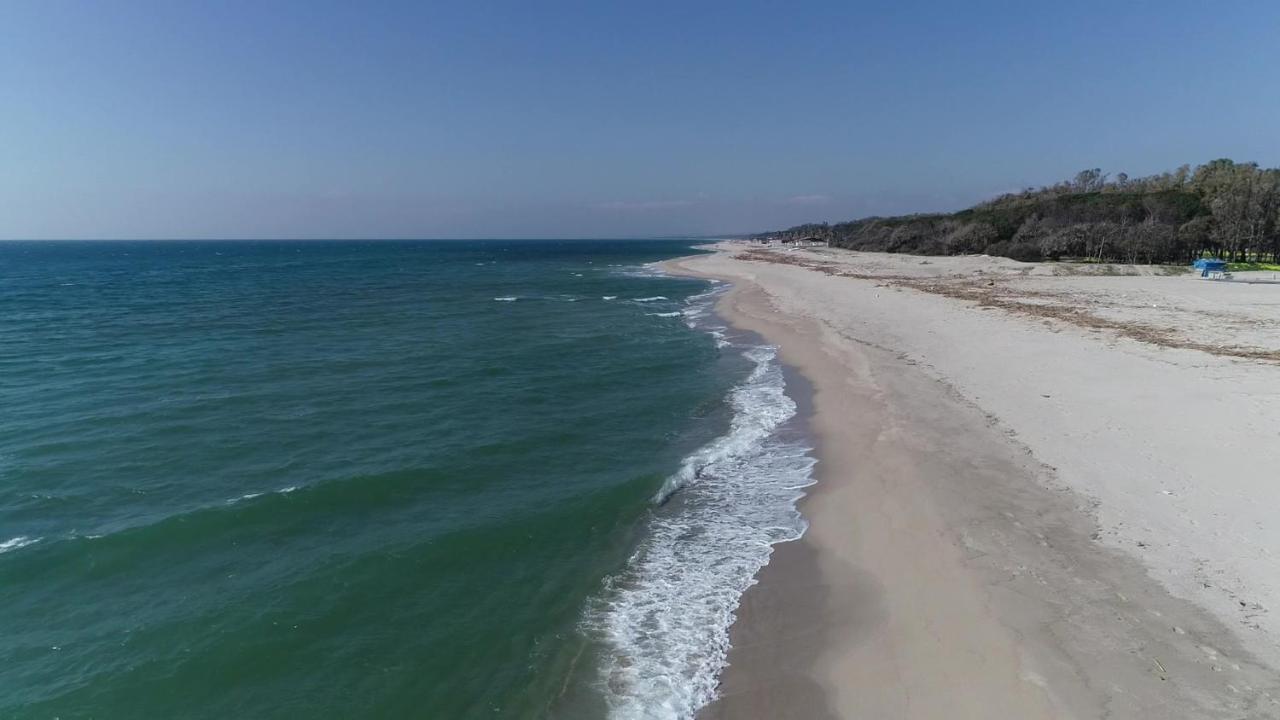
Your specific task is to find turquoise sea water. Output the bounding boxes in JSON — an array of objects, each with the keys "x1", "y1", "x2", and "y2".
[{"x1": 0, "y1": 240, "x2": 813, "y2": 719}]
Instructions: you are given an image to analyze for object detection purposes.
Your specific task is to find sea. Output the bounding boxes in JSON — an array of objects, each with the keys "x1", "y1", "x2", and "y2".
[{"x1": 0, "y1": 240, "x2": 815, "y2": 719}]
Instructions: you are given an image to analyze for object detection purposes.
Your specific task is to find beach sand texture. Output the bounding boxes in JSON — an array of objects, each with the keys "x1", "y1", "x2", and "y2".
[{"x1": 667, "y1": 245, "x2": 1280, "y2": 719}]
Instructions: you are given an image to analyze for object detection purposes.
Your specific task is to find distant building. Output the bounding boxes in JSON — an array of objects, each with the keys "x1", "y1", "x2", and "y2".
[{"x1": 783, "y1": 236, "x2": 827, "y2": 247}]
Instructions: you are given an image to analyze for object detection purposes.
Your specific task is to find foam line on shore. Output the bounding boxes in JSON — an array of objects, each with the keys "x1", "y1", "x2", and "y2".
[{"x1": 583, "y1": 272, "x2": 817, "y2": 719}]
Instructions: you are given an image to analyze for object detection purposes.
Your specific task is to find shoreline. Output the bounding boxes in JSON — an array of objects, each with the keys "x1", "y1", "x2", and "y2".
[
  {"x1": 695, "y1": 282, "x2": 841, "y2": 720},
  {"x1": 665, "y1": 246, "x2": 1280, "y2": 719}
]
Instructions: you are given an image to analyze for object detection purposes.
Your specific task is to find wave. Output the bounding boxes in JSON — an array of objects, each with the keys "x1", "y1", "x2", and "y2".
[
  {"x1": 494, "y1": 295, "x2": 580, "y2": 303},
  {"x1": 679, "y1": 284, "x2": 732, "y2": 348},
  {"x1": 225, "y1": 485, "x2": 296, "y2": 504},
  {"x1": 679, "y1": 285, "x2": 726, "y2": 324},
  {"x1": 602, "y1": 296, "x2": 618, "y2": 301},
  {"x1": 2, "y1": 484, "x2": 311, "y2": 558},
  {"x1": 6, "y1": 472, "x2": 419, "y2": 567},
  {"x1": 633, "y1": 296, "x2": 668, "y2": 303},
  {"x1": 0, "y1": 536, "x2": 41, "y2": 554},
  {"x1": 585, "y1": 327, "x2": 816, "y2": 718},
  {"x1": 612, "y1": 262, "x2": 668, "y2": 279},
  {"x1": 650, "y1": 345, "x2": 802, "y2": 505},
  {"x1": 646, "y1": 312, "x2": 681, "y2": 318}
]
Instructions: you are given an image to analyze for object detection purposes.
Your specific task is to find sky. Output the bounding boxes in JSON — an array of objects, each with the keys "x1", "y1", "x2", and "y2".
[{"x1": 2, "y1": 0, "x2": 1279, "y2": 239}]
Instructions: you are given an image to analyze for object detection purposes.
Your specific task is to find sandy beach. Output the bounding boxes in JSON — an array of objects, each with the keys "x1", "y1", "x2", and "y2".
[{"x1": 666, "y1": 244, "x2": 1280, "y2": 719}]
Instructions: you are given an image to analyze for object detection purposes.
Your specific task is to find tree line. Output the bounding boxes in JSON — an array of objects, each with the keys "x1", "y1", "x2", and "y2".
[{"x1": 760, "y1": 159, "x2": 1280, "y2": 265}]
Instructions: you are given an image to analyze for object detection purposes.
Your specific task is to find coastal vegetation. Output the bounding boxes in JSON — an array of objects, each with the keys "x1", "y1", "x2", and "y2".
[{"x1": 764, "y1": 159, "x2": 1280, "y2": 265}]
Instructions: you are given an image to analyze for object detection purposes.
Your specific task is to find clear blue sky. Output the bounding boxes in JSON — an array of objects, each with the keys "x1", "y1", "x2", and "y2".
[{"x1": 3, "y1": 0, "x2": 1278, "y2": 239}]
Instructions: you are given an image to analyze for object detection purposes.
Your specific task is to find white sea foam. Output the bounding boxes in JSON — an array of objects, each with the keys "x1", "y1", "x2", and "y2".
[
  {"x1": 586, "y1": 337, "x2": 816, "y2": 719},
  {"x1": 633, "y1": 296, "x2": 668, "y2": 303},
  {"x1": 493, "y1": 296, "x2": 518, "y2": 302},
  {"x1": 680, "y1": 285, "x2": 733, "y2": 347},
  {"x1": 679, "y1": 286, "x2": 726, "y2": 326},
  {"x1": 226, "y1": 485, "x2": 300, "y2": 504},
  {"x1": 613, "y1": 262, "x2": 668, "y2": 278},
  {"x1": 0, "y1": 536, "x2": 41, "y2": 554},
  {"x1": 227, "y1": 492, "x2": 264, "y2": 504},
  {"x1": 646, "y1": 311, "x2": 682, "y2": 318},
  {"x1": 602, "y1": 296, "x2": 618, "y2": 301}
]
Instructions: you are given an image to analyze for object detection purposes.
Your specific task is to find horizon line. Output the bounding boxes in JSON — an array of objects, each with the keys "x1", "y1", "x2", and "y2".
[{"x1": 0, "y1": 235, "x2": 745, "y2": 242}]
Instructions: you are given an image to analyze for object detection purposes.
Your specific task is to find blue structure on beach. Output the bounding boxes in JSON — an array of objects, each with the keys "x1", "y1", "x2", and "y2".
[{"x1": 1193, "y1": 258, "x2": 1228, "y2": 277}]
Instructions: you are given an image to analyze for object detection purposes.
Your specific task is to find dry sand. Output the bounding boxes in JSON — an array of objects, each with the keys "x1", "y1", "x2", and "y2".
[{"x1": 664, "y1": 244, "x2": 1280, "y2": 719}]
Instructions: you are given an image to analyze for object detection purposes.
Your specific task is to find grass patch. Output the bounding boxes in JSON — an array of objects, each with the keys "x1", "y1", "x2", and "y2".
[{"x1": 1226, "y1": 261, "x2": 1280, "y2": 272}]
